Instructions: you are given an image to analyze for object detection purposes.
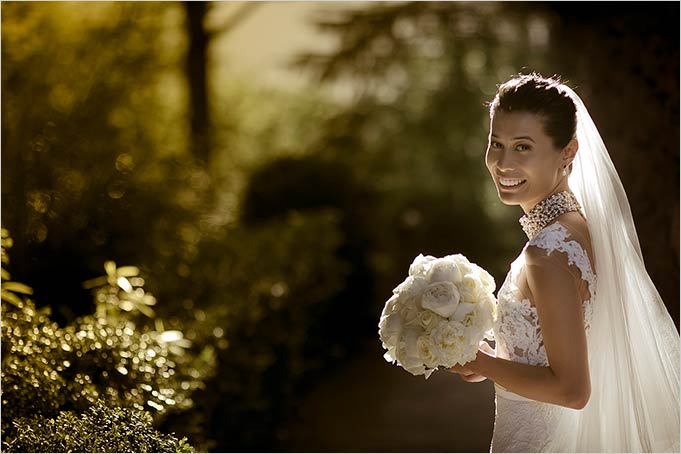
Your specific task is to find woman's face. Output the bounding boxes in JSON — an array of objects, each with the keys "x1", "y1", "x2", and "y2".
[{"x1": 485, "y1": 110, "x2": 572, "y2": 213}]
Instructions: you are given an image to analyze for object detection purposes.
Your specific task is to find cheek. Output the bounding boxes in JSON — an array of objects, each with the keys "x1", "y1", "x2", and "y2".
[{"x1": 484, "y1": 148, "x2": 494, "y2": 169}]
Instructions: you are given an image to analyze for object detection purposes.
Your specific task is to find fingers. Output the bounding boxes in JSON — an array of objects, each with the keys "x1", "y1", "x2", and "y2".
[
  {"x1": 448, "y1": 364, "x2": 472, "y2": 375},
  {"x1": 448, "y1": 368, "x2": 487, "y2": 382},
  {"x1": 461, "y1": 373, "x2": 487, "y2": 383},
  {"x1": 448, "y1": 364, "x2": 461, "y2": 373}
]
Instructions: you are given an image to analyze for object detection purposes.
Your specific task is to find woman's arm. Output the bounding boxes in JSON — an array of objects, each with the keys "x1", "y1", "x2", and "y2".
[{"x1": 453, "y1": 245, "x2": 591, "y2": 409}]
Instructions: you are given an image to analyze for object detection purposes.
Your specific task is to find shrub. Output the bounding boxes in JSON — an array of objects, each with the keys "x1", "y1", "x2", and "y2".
[
  {"x1": 5, "y1": 400, "x2": 193, "y2": 453},
  {"x1": 168, "y1": 209, "x2": 351, "y2": 450},
  {"x1": 1, "y1": 228, "x2": 209, "y2": 452}
]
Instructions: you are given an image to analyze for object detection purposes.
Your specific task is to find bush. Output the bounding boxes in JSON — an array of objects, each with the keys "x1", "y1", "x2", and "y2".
[
  {"x1": 165, "y1": 209, "x2": 352, "y2": 450},
  {"x1": 5, "y1": 401, "x2": 193, "y2": 453},
  {"x1": 1, "y1": 228, "x2": 209, "y2": 452}
]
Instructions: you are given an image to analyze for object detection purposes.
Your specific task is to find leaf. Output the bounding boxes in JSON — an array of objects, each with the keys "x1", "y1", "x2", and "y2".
[
  {"x1": 104, "y1": 260, "x2": 117, "y2": 277},
  {"x1": 117, "y1": 277, "x2": 133, "y2": 293},
  {"x1": 2, "y1": 281, "x2": 34, "y2": 295},
  {"x1": 116, "y1": 266, "x2": 140, "y2": 277},
  {"x1": 1, "y1": 289, "x2": 24, "y2": 306},
  {"x1": 82, "y1": 276, "x2": 108, "y2": 289},
  {"x1": 135, "y1": 302, "x2": 155, "y2": 318},
  {"x1": 2, "y1": 268, "x2": 11, "y2": 280},
  {"x1": 142, "y1": 294, "x2": 156, "y2": 306},
  {"x1": 119, "y1": 300, "x2": 135, "y2": 311},
  {"x1": 158, "y1": 330, "x2": 183, "y2": 343}
]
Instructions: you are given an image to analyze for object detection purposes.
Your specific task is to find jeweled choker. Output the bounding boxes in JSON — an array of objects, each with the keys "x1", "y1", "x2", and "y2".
[{"x1": 519, "y1": 190, "x2": 584, "y2": 240}]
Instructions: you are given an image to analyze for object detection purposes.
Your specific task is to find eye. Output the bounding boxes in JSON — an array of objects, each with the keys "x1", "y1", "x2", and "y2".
[
  {"x1": 515, "y1": 143, "x2": 531, "y2": 151},
  {"x1": 490, "y1": 141, "x2": 503, "y2": 149}
]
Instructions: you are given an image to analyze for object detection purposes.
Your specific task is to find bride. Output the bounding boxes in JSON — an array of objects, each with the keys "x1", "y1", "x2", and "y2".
[{"x1": 449, "y1": 73, "x2": 680, "y2": 452}]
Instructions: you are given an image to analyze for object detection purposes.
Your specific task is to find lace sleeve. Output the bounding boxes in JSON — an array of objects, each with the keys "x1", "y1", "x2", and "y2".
[{"x1": 525, "y1": 223, "x2": 596, "y2": 304}]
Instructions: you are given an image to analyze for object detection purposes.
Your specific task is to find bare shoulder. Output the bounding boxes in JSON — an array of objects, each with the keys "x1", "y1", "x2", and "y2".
[
  {"x1": 525, "y1": 211, "x2": 595, "y2": 270},
  {"x1": 554, "y1": 211, "x2": 591, "y2": 243}
]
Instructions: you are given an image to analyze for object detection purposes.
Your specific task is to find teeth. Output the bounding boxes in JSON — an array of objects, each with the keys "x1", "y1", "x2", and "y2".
[{"x1": 499, "y1": 178, "x2": 526, "y2": 187}]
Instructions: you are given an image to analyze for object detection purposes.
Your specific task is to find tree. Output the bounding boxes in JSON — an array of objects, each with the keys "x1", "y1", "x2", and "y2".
[
  {"x1": 184, "y1": 2, "x2": 210, "y2": 165},
  {"x1": 182, "y1": 1, "x2": 263, "y2": 166}
]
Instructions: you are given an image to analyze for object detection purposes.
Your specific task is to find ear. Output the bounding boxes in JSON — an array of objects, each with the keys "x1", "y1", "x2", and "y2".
[{"x1": 562, "y1": 138, "x2": 578, "y2": 167}]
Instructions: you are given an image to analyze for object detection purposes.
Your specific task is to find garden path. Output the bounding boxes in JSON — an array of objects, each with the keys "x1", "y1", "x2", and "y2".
[{"x1": 279, "y1": 338, "x2": 495, "y2": 452}]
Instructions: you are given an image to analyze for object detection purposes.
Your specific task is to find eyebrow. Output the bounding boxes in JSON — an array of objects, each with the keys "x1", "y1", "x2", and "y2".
[{"x1": 490, "y1": 134, "x2": 536, "y2": 143}]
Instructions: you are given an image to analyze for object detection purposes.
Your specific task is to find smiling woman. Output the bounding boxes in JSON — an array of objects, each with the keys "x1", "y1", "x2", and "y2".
[
  {"x1": 449, "y1": 73, "x2": 680, "y2": 453},
  {"x1": 485, "y1": 77, "x2": 579, "y2": 214}
]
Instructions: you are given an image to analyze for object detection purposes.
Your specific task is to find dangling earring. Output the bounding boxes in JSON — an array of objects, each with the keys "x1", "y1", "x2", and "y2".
[{"x1": 562, "y1": 167, "x2": 567, "y2": 176}]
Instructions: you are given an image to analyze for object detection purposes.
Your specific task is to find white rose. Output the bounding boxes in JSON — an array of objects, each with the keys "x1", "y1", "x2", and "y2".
[
  {"x1": 398, "y1": 297, "x2": 421, "y2": 326},
  {"x1": 432, "y1": 322, "x2": 459, "y2": 343},
  {"x1": 445, "y1": 253, "x2": 470, "y2": 266},
  {"x1": 421, "y1": 281, "x2": 461, "y2": 318},
  {"x1": 454, "y1": 344, "x2": 479, "y2": 366},
  {"x1": 395, "y1": 326, "x2": 424, "y2": 372},
  {"x1": 429, "y1": 319, "x2": 465, "y2": 366},
  {"x1": 472, "y1": 294, "x2": 495, "y2": 332},
  {"x1": 488, "y1": 294, "x2": 498, "y2": 321},
  {"x1": 393, "y1": 275, "x2": 428, "y2": 302},
  {"x1": 457, "y1": 260, "x2": 477, "y2": 276},
  {"x1": 451, "y1": 301, "x2": 476, "y2": 324},
  {"x1": 417, "y1": 309, "x2": 441, "y2": 331},
  {"x1": 464, "y1": 322, "x2": 482, "y2": 342},
  {"x1": 378, "y1": 312, "x2": 402, "y2": 349},
  {"x1": 380, "y1": 294, "x2": 401, "y2": 319},
  {"x1": 417, "y1": 334, "x2": 440, "y2": 369},
  {"x1": 458, "y1": 272, "x2": 483, "y2": 303},
  {"x1": 383, "y1": 347, "x2": 397, "y2": 363},
  {"x1": 426, "y1": 258, "x2": 463, "y2": 284},
  {"x1": 408, "y1": 254, "x2": 437, "y2": 278},
  {"x1": 405, "y1": 364, "x2": 428, "y2": 377},
  {"x1": 477, "y1": 267, "x2": 496, "y2": 294},
  {"x1": 471, "y1": 283, "x2": 493, "y2": 309}
]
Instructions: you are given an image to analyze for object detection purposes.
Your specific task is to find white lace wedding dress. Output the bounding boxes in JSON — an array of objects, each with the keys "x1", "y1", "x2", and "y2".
[{"x1": 490, "y1": 220, "x2": 597, "y2": 453}]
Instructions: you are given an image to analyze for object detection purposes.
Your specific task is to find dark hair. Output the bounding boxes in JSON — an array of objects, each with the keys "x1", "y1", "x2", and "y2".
[{"x1": 489, "y1": 73, "x2": 577, "y2": 150}]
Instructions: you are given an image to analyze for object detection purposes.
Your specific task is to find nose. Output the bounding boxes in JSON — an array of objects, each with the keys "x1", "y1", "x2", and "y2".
[{"x1": 493, "y1": 148, "x2": 515, "y2": 172}]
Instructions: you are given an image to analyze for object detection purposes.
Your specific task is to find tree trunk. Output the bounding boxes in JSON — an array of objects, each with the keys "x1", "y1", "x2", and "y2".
[{"x1": 184, "y1": 2, "x2": 210, "y2": 165}]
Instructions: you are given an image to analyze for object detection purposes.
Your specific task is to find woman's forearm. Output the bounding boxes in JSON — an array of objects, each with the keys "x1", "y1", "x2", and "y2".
[{"x1": 470, "y1": 352, "x2": 586, "y2": 409}]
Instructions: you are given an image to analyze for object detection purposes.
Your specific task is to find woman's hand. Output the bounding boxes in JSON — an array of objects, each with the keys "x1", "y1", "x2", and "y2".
[
  {"x1": 454, "y1": 370, "x2": 488, "y2": 382},
  {"x1": 449, "y1": 363, "x2": 486, "y2": 382},
  {"x1": 448, "y1": 340, "x2": 496, "y2": 382}
]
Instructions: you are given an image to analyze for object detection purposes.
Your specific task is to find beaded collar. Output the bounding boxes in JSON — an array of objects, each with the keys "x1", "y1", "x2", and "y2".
[{"x1": 519, "y1": 190, "x2": 584, "y2": 240}]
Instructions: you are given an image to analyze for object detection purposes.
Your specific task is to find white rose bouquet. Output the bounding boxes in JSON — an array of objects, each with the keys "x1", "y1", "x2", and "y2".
[{"x1": 378, "y1": 253, "x2": 496, "y2": 379}]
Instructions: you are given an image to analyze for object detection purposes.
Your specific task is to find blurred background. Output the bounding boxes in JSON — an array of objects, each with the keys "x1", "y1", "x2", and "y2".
[{"x1": 1, "y1": 1, "x2": 678, "y2": 452}]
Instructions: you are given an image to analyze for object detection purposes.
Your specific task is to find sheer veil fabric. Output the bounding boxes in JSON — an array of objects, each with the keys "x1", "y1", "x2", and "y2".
[{"x1": 550, "y1": 86, "x2": 680, "y2": 452}]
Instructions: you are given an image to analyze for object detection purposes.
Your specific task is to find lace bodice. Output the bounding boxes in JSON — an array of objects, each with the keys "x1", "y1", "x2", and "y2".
[
  {"x1": 493, "y1": 221, "x2": 596, "y2": 367},
  {"x1": 490, "y1": 221, "x2": 597, "y2": 452}
]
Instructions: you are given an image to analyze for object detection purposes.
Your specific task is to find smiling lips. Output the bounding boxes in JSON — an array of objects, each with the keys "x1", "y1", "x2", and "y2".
[{"x1": 498, "y1": 177, "x2": 527, "y2": 188}]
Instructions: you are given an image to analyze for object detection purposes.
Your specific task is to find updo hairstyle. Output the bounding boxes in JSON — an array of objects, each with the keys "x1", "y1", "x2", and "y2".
[{"x1": 489, "y1": 73, "x2": 577, "y2": 151}]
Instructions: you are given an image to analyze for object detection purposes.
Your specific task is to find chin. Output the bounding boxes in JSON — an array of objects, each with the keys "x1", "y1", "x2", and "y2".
[
  {"x1": 497, "y1": 191, "x2": 523, "y2": 206},
  {"x1": 499, "y1": 198, "x2": 522, "y2": 207}
]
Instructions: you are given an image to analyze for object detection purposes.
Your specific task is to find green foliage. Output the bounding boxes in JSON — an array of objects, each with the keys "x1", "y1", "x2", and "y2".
[
  {"x1": 2, "y1": 4, "x2": 369, "y2": 449},
  {"x1": 1, "y1": 229, "x2": 208, "y2": 452},
  {"x1": 165, "y1": 209, "x2": 350, "y2": 449},
  {"x1": 1, "y1": 229, "x2": 34, "y2": 306},
  {"x1": 1, "y1": 294, "x2": 67, "y2": 429},
  {"x1": 292, "y1": 2, "x2": 544, "y2": 297},
  {"x1": 5, "y1": 401, "x2": 193, "y2": 453},
  {"x1": 240, "y1": 154, "x2": 377, "y2": 361},
  {"x1": 1, "y1": 2, "x2": 204, "y2": 324}
]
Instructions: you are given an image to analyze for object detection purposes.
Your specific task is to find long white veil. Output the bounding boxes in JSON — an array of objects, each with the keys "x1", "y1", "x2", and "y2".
[{"x1": 556, "y1": 86, "x2": 680, "y2": 452}]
